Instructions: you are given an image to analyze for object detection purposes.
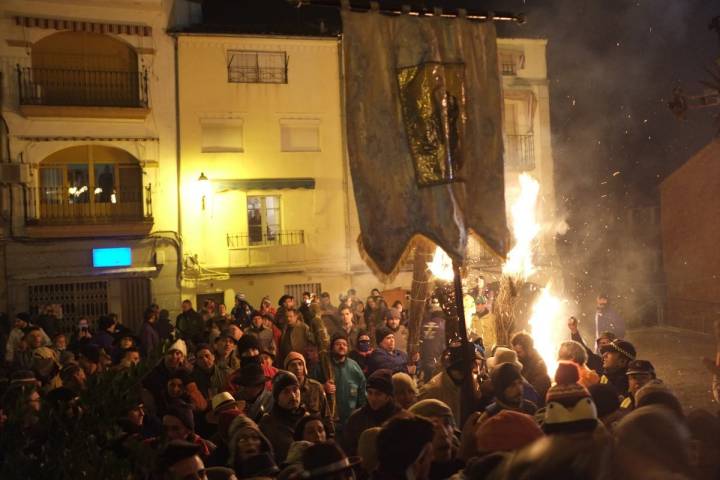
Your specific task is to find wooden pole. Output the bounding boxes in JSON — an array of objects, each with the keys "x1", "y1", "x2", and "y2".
[
  {"x1": 407, "y1": 238, "x2": 434, "y2": 359},
  {"x1": 453, "y1": 261, "x2": 475, "y2": 425}
]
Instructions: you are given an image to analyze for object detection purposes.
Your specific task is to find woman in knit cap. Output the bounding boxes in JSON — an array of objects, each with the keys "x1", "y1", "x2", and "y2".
[
  {"x1": 227, "y1": 415, "x2": 275, "y2": 474},
  {"x1": 391, "y1": 372, "x2": 418, "y2": 410},
  {"x1": 342, "y1": 369, "x2": 402, "y2": 456},
  {"x1": 294, "y1": 414, "x2": 328, "y2": 444}
]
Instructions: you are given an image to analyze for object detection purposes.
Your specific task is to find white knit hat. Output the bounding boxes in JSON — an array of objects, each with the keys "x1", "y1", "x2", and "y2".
[{"x1": 168, "y1": 338, "x2": 187, "y2": 357}]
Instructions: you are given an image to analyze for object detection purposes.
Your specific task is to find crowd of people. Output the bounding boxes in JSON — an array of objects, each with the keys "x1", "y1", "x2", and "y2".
[{"x1": 0, "y1": 289, "x2": 719, "y2": 480}]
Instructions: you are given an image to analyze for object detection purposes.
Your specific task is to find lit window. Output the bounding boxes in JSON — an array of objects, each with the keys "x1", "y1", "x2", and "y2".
[
  {"x1": 247, "y1": 195, "x2": 281, "y2": 245},
  {"x1": 227, "y1": 50, "x2": 288, "y2": 84}
]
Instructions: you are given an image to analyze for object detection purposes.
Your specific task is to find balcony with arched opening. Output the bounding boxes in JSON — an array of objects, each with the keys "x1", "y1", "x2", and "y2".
[
  {"x1": 24, "y1": 145, "x2": 153, "y2": 237},
  {"x1": 17, "y1": 32, "x2": 149, "y2": 118}
]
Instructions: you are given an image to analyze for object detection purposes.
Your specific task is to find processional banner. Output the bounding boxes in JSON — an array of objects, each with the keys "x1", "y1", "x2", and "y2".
[{"x1": 342, "y1": 9, "x2": 509, "y2": 278}]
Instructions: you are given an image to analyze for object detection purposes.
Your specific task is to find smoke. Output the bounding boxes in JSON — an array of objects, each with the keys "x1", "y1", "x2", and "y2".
[{"x1": 482, "y1": 0, "x2": 719, "y2": 332}]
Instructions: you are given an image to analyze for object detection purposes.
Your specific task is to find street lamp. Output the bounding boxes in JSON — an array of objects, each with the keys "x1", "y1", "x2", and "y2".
[{"x1": 198, "y1": 172, "x2": 210, "y2": 211}]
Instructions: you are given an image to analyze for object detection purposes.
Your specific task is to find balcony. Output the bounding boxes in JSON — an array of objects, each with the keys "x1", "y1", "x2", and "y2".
[
  {"x1": 226, "y1": 230, "x2": 306, "y2": 269},
  {"x1": 16, "y1": 66, "x2": 149, "y2": 118},
  {"x1": 504, "y1": 134, "x2": 535, "y2": 171},
  {"x1": 23, "y1": 185, "x2": 153, "y2": 237}
]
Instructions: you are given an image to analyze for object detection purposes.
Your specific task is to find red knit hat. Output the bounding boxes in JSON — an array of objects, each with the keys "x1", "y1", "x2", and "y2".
[
  {"x1": 475, "y1": 410, "x2": 544, "y2": 453},
  {"x1": 543, "y1": 362, "x2": 597, "y2": 434}
]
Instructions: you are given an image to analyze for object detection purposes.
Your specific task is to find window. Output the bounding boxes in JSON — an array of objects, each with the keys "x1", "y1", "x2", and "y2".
[
  {"x1": 280, "y1": 119, "x2": 320, "y2": 152},
  {"x1": 247, "y1": 195, "x2": 281, "y2": 245},
  {"x1": 285, "y1": 283, "x2": 322, "y2": 302},
  {"x1": 37, "y1": 145, "x2": 145, "y2": 222},
  {"x1": 227, "y1": 50, "x2": 288, "y2": 84},
  {"x1": 498, "y1": 50, "x2": 524, "y2": 76},
  {"x1": 29, "y1": 281, "x2": 108, "y2": 333},
  {"x1": 201, "y1": 119, "x2": 244, "y2": 153}
]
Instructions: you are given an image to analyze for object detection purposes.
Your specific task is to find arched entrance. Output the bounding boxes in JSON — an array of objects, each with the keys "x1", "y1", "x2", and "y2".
[
  {"x1": 35, "y1": 145, "x2": 146, "y2": 223},
  {"x1": 21, "y1": 32, "x2": 144, "y2": 107}
]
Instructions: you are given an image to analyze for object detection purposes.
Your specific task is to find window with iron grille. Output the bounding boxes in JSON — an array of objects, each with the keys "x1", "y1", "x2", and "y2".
[
  {"x1": 227, "y1": 50, "x2": 288, "y2": 84},
  {"x1": 28, "y1": 281, "x2": 108, "y2": 333},
  {"x1": 285, "y1": 283, "x2": 322, "y2": 302}
]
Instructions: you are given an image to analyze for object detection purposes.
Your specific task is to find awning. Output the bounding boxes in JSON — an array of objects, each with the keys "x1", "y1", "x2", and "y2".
[
  {"x1": 213, "y1": 178, "x2": 316, "y2": 191},
  {"x1": 14, "y1": 15, "x2": 152, "y2": 37}
]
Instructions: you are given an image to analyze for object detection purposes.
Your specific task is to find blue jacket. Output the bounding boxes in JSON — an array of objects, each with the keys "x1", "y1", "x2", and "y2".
[
  {"x1": 366, "y1": 348, "x2": 408, "y2": 376},
  {"x1": 310, "y1": 356, "x2": 367, "y2": 428}
]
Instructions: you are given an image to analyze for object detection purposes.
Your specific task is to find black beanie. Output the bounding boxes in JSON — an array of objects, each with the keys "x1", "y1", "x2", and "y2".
[
  {"x1": 272, "y1": 371, "x2": 300, "y2": 401},
  {"x1": 490, "y1": 362, "x2": 523, "y2": 394},
  {"x1": 236, "y1": 335, "x2": 261, "y2": 355},
  {"x1": 165, "y1": 400, "x2": 195, "y2": 431},
  {"x1": 375, "y1": 326, "x2": 393, "y2": 346},
  {"x1": 331, "y1": 332, "x2": 348, "y2": 348},
  {"x1": 367, "y1": 369, "x2": 394, "y2": 396}
]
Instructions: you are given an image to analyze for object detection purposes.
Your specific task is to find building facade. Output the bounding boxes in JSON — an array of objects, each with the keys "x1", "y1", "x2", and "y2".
[
  {"x1": 660, "y1": 139, "x2": 720, "y2": 333},
  {"x1": 0, "y1": 0, "x2": 196, "y2": 331},
  {"x1": 175, "y1": 27, "x2": 558, "y2": 308}
]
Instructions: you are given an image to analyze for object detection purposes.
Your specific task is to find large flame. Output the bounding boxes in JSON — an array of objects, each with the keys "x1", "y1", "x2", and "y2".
[
  {"x1": 427, "y1": 247, "x2": 454, "y2": 282},
  {"x1": 528, "y1": 285, "x2": 566, "y2": 378},
  {"x1": 502, "y1": 173, "x2": 565, "y2": 378},
  {"x1": 502, "y1": 173, "x2": 541, "y2": 280}
]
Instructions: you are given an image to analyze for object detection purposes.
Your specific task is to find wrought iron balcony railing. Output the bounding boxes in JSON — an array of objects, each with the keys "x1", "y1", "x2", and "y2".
[
  {"x1": 17, "y1": 66, "x2": 148, "y2": 108},
  {"x1": 24, "y1": 184, "x2": 152, "y2": 225},
  {"x1": 227, "y1": 230, "x2": 305, "y2": 248},
  {"x1": 226, "y1": 230, "x2": 306, "y2": 268},
  {"x1": 504, "y1": 134, "x2": 535, "y2": 171}
]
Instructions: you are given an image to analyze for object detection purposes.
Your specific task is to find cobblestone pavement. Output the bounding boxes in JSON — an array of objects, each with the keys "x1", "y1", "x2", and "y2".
[{"x1": 626, "y1": 327, "x2": 718, "y2": 413}]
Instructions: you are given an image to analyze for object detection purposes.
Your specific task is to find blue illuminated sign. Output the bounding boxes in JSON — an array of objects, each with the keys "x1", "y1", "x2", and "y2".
[{"x1": 93, "y1": 247, "x2": 132, "y2": 268}]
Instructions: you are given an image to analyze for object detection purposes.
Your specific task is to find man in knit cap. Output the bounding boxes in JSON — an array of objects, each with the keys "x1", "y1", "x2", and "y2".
[
  {"x1": 599, "y1": 339, "x2": 636, "y2": 397},
  {"x1": 259, "y1": 371, "x2": 308, "y2": 463},
  {"x1": 143, "y1": 339, "x2": 205, "y2": 414},
  {"x1": 310, "y1": 332, "x2": 367, "y2": 433},
  {"x1": 409, "y1": 399, "x2": 464, "y2": 480},
  {"x1": 542, "y1": 362, "x2": 598, "y2": 435},
  {"x1": 342, "y1": 368, "x2": 402, "y2": 456},
  {"x1": 285, "y1": 351, "x2": 333, "y2": 434},
  {"x1": 366, "y1": 326, "x2": 410, "y2": 376},
  {"x1": 480, "y1": 362, "x2": 537, "y2": 422}
]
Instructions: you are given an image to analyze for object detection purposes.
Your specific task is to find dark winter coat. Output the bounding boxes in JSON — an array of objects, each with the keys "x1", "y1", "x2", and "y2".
[
  {"x1": 139, "y1": 321, "x2": 160, "y2": 357},
  {"x1": 342, "y1": 401, "x2": 402, "y2": 455},
  {"x1": 258, "y1": 406, "x2": 307, "y2": 464},
  {"x1": 366, "y1": 347, "x2": 409, "y2": 376},
  {"x1": 521, "y1": 351, "x2": 551, "y2": 406},
  {"x1": 601, "y1": 367, "x2": 629, "y2": 397}
]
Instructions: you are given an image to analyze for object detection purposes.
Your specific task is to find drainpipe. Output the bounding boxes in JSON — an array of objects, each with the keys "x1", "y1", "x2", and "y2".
[
  {"x1": 337, "y1": 35, "x2": 353, "y2": 282},
  {"x1": 173, "y1": 36, "x2": 183, "y2": 248}
]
